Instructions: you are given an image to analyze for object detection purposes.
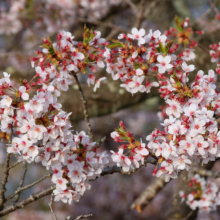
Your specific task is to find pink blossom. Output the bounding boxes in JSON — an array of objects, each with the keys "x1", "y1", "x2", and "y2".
[{"x1": 156, "y1": 55, "x2": 173, "y2": 73}]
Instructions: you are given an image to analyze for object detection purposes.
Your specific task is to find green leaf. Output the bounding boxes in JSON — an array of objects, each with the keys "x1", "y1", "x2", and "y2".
[
  {"x1": 83, "y1": 25, "x2": 96, "y2": 46},
  {"x1": 48, "y1": 47, "x2": 55, "y2": 55},
  {"x1": 107, "y1": 42, "x2": 124, "y2": 49},
  {"x1": 165, "y1": 40, "x2": 174, "y2": 55},
  {"x1": 174, "y1": 15, "x2": 183, "y2": 32},
  {"x1": 159, "y1": 42, "x2": 166, "y2": 55}
]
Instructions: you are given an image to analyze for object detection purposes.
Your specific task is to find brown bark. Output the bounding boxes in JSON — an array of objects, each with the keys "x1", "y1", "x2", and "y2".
[
  {"x1": 130, "y1": 176, "x2": 167, "y2": 212},
  {"x1": 165, "y1": 162, "x2": 216, "y2": 220},
  {"x1": 164, "y1": 170, "x2": 198, "y2": 220}
]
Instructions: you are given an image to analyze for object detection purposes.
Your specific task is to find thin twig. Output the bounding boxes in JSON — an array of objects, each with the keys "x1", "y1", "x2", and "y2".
[
  {"x1": 6, "y1": 173, "x2": 52, "y2": 202},
  {"x1": 48, "y1": 193, "x2": 57, "y2": 220},
  {"x1": 91, "y1": 136, "x2": 106, "y2": 150},
  {"x1": 192, "y1": 0, "x2": 218, "y2": 26},
  {"x1": 8, "y1": 161, "x2": 22, "y2": 170},
  {"x1": 11, "y1": 161, "x2": 27, "y2": 204},
  {"x1": 135, "y1": 0, "x2": 146, "y2": 29},
  {"x1": 72, "y1": 72, "x2": 94, "y2": 142},
  {"x1": 209, "y1": 0, "x2": 220, "y2": 14},
  {"x1": 106, "y1": 27, "x2": 121, "y2": 41},
  {"x1": 197, "y1": 43, "x2": 210, "y2": 52},
  {"x1": 182, "y1": 210, "x2": 194, "y2": 220},
  {"x1": 124, "y1": 0, "x2": 139, "y2": 14},
  {"x1": 75, "y1": 214, "x2": 93, "y2": 220},
  {"x1": 144, "y1": 0, "x2": 159, "y2": 17},
  {"x1": 189, "y1": 39, "x2": 209, "y2": 52},
  {"x1": 100, "y1": 156, "x2": 157, "y2": 177}
]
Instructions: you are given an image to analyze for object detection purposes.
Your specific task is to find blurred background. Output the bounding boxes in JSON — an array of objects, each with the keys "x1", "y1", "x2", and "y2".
[{"x1": 1, "y1": 0, "x2": 220, "y2": 219}]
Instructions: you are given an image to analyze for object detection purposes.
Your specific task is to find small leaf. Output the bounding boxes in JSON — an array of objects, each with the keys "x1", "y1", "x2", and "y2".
[{"x1": 174, "y1": 15, "x2": 183, "y2": 31}]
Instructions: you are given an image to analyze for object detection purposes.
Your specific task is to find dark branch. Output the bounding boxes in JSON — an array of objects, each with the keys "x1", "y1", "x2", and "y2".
[
  {"x1": 6, "y1": 173, "x2": 52, "y2": 202},
  {"x1": 74, "y1": 214, "x2": 93, "y2": 220},
  {"x1": 72, "y1": 72, "x2": 94, "y2": 142},
  {"x1": 0, "y1": 153, "x2": 11, "y2": 210},
  {"x1": 48, "y1": 193, "x2": 57, "y2": 220},
  {"x1": 0, "y1": 185, "x2": 56, "y2": 217},
  {"x1": 193, "y1": 167, "x2": 220, "y2": 178},
  {"x1": 130, "y1": 176, "x2": 167, "y2": 212},
  {"x1": 11, "y1": 161, "x2": 27, "y2": 204},
  {"x1": 0, "y1": 156, "x2": 157, "y2": 217}
]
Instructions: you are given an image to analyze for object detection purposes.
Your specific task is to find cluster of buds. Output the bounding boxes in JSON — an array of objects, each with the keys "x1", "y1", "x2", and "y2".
[
  {"x1": 111, "y1": 121, "x2": 150, "y2": 172},
  {"x1": 180, "y1": 174, "x2": 220, "y2": 211},
  {"x1": 165, "y1": 17, "x2": 202, "y2": 56}
]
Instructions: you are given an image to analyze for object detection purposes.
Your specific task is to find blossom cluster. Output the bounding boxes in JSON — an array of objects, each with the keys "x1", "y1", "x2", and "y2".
[
  {"x1": 145, "y1": 68, "x2": 220, "y2": 182},
  {"x1": 209, "y1": 42, "x2": 220, "y2": 75},
  {"x1": 109, "y1": 22, "x2": 220, "y2": 183},
  {"x1": 0, "y1": 68, "x2": 108, "y2": 203},
  {"x1": 32, "y1": 21, "x2": 220, "y2": 187},
  {"x1": 179, "y1": 174, "x2": 220, "y2": 212},
  {"x1": 1, "y1": 15, "x2": 220, "y2": 209},
  {"x1": 109, "y1": 19, "x2": 220, "y2": 182},
  {"x1": 31, "y1": 17, "x2": 201, "y2": 97},
  {"x1": 102, "y1": 17, "x2": 201, "y2": 96},
  {"x1": 33, "y1": 28, "x2": 107, "y2": 93},
  {"x1": 111, "y1": 121, "x2": 150, "y2": 172}
]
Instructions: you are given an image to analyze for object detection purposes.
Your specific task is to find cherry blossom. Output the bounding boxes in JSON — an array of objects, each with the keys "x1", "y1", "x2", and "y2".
[
  {"x1": 182, "y1": 62, "x2": 195, "y2": 72},
  {"x1": 126, "y1": 76, "x2": 146, "y2": 94},
  {"x1": 127, "y1": 28, "x2": 145, "y2": 45},
  {"x1": 180, "y1": 174, "x2": 220, "y2": 211},
  {"x1": 156, "y1": 55, "x2": 173, "y2": 73}
]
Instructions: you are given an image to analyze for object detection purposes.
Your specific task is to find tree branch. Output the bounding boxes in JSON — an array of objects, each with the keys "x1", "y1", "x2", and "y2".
[
  {"x1": 135, "y1": 0, "x2": 145, "y2": 29},
  {"x1": 8, "y1": 161, "x2": 22, "y2": 170},
  {"x1": 164, "y1": 170, "x2": 198, "y2": 220},
  {"x1": 100, "y1": 156, "x2": 158, "y2": 177},
  {"x1": 6, "y1": 173, "x2": 52, "y2": 202},
  {"x1": 130, "y1": 176, "x2": 166, "y2": 212},
  {"x1": 124, "y1": 0, "x2": 139, "y2": 14},
  {"x1": 0, "y1": 155, "x2": 157, "y2": 217},
  {"x1": 74, "y1": 214, "x2": 93, "y2": 220},
  {"x1": 0, "y1": 153, "x2": 11, "y2": 210},
  {"x1": 0, "y1": 185, "x2": 56, "y2": 217},
  {"x1": 164, "y1": 162, "x2": 216, "y2": 220},
  {"x1": 11, "y1": 161, "x2": 27, "y2": 204},
  {"x1": 48, "y1": 193, "x2": 57, "y2": 220},
  {"x1": 209, "y1": 0, "x2": 220, "y2": 14},
  {"x1": 0, "y1": 125, "x2": 13, "y2": 211},
  {"x1": 72, "y1": 72, "x2": 94, "y2": 142},
  {"x1": 193, "y1": 167, "x2": 220, "y2": 178}
]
